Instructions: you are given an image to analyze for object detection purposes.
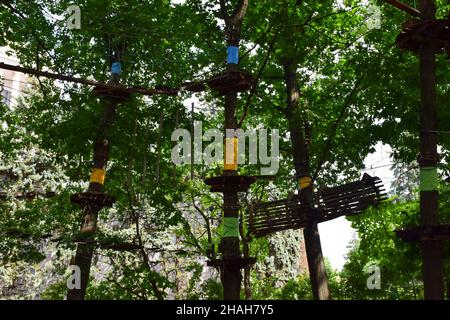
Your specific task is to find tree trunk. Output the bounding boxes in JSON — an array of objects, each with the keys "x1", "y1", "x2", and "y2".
[
  {"x1": 66, "y1": 72, "x2": 121, "y2": 300},
  {"x1": 283, "y1": 60, "x2": 331, "y2": 300}
]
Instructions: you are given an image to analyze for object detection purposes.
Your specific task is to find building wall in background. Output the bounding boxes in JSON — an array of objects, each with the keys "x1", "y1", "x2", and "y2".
[{"x1": 0, "y1": 47, "x2": 29, "y2": 108}]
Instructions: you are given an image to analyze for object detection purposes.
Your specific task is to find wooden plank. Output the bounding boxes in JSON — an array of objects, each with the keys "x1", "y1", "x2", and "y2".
[
  {"x1": 383, "y1": 0, "x2": 421, "y2": 17},
  {"x1": 248, "y1": 174, "x2": 387, "y2": 238}
]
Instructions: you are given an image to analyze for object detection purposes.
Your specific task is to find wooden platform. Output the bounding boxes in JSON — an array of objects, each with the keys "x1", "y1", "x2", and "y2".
[
  {"x1": 71, "y1": 191, "x2": 116, "y2": 208},
  {"x1": 207, "y1": 257, "x2": 256, "y2": 268},
  {"x1": 207, "y1": 71, "x2": 254, "y2": 95},
  {"x1": 396, "y1": 19, "x2": 450, "y2": 53},
  {"x1": 181, "y1": 81, "x2": 206, "y2": 92},
  {"x1": 204, "y1": 175, "x2": 257, "y2": 193},
  {"x1": 397, "y1": 225, "x2": 450, "y2": 242},
  {"x1": 93, "y1": 85, "x2": 132, "y2": 102}
]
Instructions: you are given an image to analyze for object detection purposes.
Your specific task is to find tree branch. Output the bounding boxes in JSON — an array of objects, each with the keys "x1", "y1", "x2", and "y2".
[
  {"x1": 125, "y1": 186, "x2": 165, "y2": 300},
  {"x1": 106, "y1": 276, "x2": 148, "y2": 300},
  {"x1": 230, "y1": 0, "x2": 249, "y2": 26},
  {"x1": 219, "y1": 0, "x2": 248, "y2": 27},
  {"x1": 312, "y1": 73, "x2": 367, "y2": 181},
  {"x1": 219, "y1": 0, "x2": 230, "y2": 25},
  {"x1": 238, "y1": 28, "x2": 280, "y2": 127},
  {"x1": 190, "y1": 192, "x2": 212, "y2": 248}
]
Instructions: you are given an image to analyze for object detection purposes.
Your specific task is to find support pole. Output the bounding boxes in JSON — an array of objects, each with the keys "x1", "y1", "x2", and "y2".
[
  {"x1": 66, "y1": 62, "x2": 122, "y2": 300},
  {"x1": 216, "y1": 0, "x2": 249, "y2": 301},
  {"x1": 418, "y1": 0, "x2": 444, "y2": 300},
  {"x1": 220, "y1": 27, "x2": 241, "y2": 301}
]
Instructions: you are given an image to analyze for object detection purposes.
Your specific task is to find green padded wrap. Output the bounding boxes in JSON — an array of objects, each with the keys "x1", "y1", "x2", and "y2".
[
  {"x1": 420, "y1": 167, "x2": 438, "y2": 191},
  {"x1": 222, "y1": 217, "x2": 239, "y2": 238}
]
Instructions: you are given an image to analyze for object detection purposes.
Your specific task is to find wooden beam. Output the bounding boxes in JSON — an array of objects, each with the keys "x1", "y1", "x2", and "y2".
[
  {"x1": 383, "y1": 0, "x2": 421, "y2": 17},
  {"x1": 0, "y1": 62, "x2": 178, "y2": 96},
  {"x1": 0, "y1": 191, "x2": 56, "y2": 199}
]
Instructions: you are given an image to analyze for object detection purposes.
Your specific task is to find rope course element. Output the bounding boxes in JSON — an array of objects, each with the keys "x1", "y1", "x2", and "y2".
[
  {"x1": 0, "y1": 62, "x2": 180, "y2": 96},
  {"x1": 247, "y1": 174, "x2": 387, "y2": 237}
]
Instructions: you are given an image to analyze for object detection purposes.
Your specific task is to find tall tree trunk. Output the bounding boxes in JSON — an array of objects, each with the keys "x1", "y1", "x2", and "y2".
[
  {"x1": 66, "y1": 71, "x2": 121, "y2": 300},
  {"x1": 282, "y1": 60, "x2": 331, "y2": 300}
]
